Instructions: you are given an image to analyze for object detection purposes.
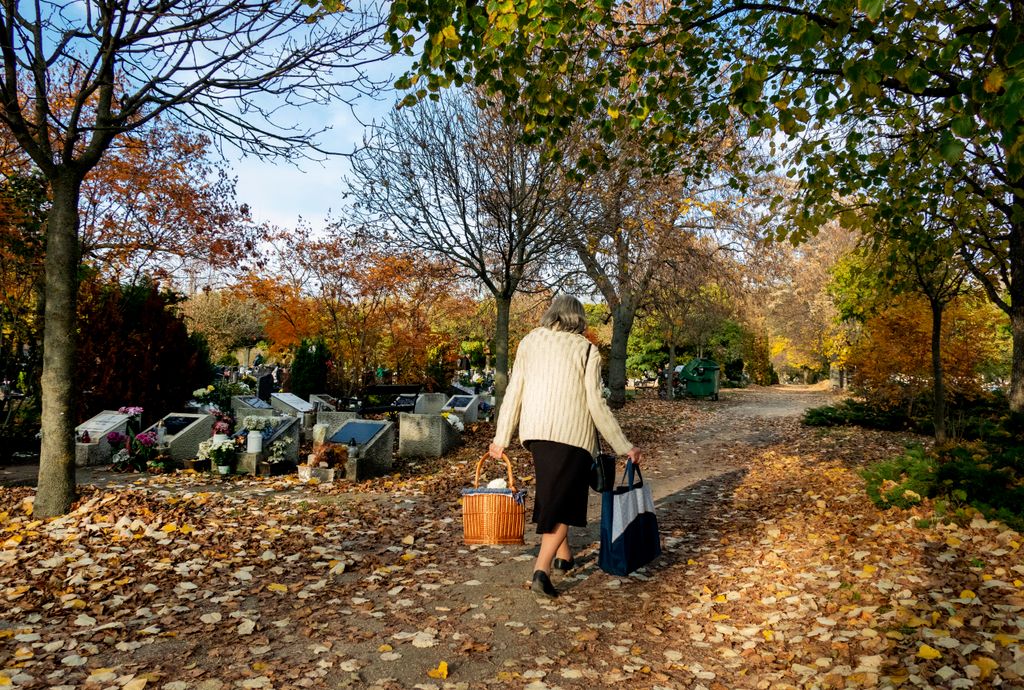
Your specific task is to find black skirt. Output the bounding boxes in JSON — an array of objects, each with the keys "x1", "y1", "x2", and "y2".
[{"x1": 527, "y1": 440, "x2": 591, "y2": 534}]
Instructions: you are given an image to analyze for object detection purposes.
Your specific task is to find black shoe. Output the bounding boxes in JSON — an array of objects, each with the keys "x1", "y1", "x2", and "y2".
[
  {"x1": 531, "y1": 570, "x2": 558, "y2": 598},
  {"x1": 552, "y1": 557, "x2": 575, "y2": 573}
]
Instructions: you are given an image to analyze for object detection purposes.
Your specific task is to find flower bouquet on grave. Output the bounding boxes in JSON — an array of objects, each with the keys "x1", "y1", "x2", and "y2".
[
  {"x1": 198, "y1": 437, "x2": 237, "y2": 474},
  {"x1": 110, "y1": 429, "x2": 158, "y2": 472},
  {"x1": 117, "y1": 405, "x2": 144, "y2": 434}
]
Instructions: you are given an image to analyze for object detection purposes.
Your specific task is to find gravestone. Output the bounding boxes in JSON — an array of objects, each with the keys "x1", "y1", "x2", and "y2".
[
  {"x1": 315, "y1": 410, "x2": 360, "y2": 437},
  {"x1": 398, "y1": 413, "x2": 461, "y2": 458},
  {"x1": 144, "y1": 413, "x2": 214, "y2": 461},
  {"x1": 442, "y1": 394, "x2": 480, "y2": 424},
  {"x1": 75, "y1": 410, "x2": 131, "y2": 467},
  {"x1": 236, "y1": 415, "x2": 301, "y2": 475},
  {"x1": 256, "y1": 373, "x2": 273, "y2": 401},
  {"x1": 271, "y1": 392, "x2": 316, "y2": 428},
  {"x1": 309, "y1": 394, "x2": 338, "y2": 412},
  {"x1": 413, "y1": 393, "x2": 448, "y2": 415},
  {"x1": 231, "y1": 395, "x2": 275, "y2": 421},
  {"x1": 324, "y1": 419, "x2": 394, "y2": 481}
]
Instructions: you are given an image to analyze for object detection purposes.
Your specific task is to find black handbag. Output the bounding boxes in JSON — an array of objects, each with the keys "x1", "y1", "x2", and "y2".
[{"x1": 586, "y1": 344, "x2": 617, "y2": 493}]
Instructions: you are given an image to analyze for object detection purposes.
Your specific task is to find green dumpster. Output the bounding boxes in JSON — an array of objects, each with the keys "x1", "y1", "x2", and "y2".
[{"x1": 678, "y1": 358, "x2": 720, "y2": 400}]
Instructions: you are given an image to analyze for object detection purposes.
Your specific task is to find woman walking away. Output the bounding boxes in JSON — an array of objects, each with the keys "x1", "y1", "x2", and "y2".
[{"x1": 489, "y1": 295, "x2": 642, "y2": 598}]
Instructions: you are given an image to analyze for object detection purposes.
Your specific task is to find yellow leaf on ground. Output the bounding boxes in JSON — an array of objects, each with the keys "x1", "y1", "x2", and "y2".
[
  {"x1": 427, "y1": 661, "x2": 448, "y2": 679},
  {"x1": 2, "y1": 535, "x2": 23, "y2": 548},
  {"x1": 710, "y1": 613, "x2": 729, "y2": 621},
  {"x1": 123, "y1": 678, "x2": 148, "y2": 690},
  {"x1": 861, "y1": 565, "x2": 877, "y2": 575},
  {"x1": 973, "y1": 656, "x2": 998, "y2": 680},
  {"x1": 180, "y1": 525, "x2": 194, "y2": 535},
  {"x1": 267, "y1": 583, "x2": 288, "y2": 593},
  {"x1": 917, "y1": 644, "x2": 941, "y2": 660},
  {"x1": 762, "y1": 629, "x2": 774, "y2": 641},
  {"x1": 959, "y1": 590, "x2": 977, "y2": 600},
  {"x1": 378, "y1": 644, "x2": 393, "y2": 652},
  {"x1": 161, "y1": 524, "x2": 176, "y2": 533},
  {"x1": 992, "y1": 633, "x2": 1017, "y2": 646}
]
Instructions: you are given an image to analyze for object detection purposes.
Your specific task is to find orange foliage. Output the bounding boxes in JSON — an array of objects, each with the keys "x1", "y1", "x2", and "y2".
[
  {"x1": 847, "y1": 294, "x2": 1006, "y2": 407},
  {"x1": 236, "y1": 233, "x2": 474, "y2": 392}
]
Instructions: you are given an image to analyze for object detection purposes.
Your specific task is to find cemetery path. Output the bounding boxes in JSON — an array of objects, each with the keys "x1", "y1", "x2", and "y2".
[{"x1": 3, "y1": 386, "x2": 1024, "y2": 689}]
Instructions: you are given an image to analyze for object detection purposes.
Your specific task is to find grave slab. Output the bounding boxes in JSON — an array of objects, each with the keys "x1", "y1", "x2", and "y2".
[
  {"x1": 144, "y1": 413, "x2": 214, "y2": 461},
  {"x1": 75, "y1": 410, "x2": 131, "y2": 467},
  {"x1": 398, "y1": 413, "x2": 461, "y2": 458},
  {"x1": 414, "y1": 393, "x2": 448, "y2": 415},
  {"x1": 327, "y1": 419, "x2": 394, "y2": 481},
  {"x1": 442, "y1": 394, "x2": 480, "y2": 424}
]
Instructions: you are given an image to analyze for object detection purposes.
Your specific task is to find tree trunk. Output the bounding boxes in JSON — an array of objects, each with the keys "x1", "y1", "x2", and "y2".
[
  {"x1": 35, "y1": 172, "x2": 83, "y2": 517},
  {"x1": 492, "y1": 294, "x2": 511, "y2": 413},
  {"x1": 930, "y1": 298, "x2": 947, "y2": 444},
  {"x1": 607, "y1": 301, "x2": 636, "y2": 409},
  {"x1": 667, "y1": 342, "x2": 677, "y2": 401},
  {"x1": 1011, "y1": 309, "x2": 1024, "y2": 413}
]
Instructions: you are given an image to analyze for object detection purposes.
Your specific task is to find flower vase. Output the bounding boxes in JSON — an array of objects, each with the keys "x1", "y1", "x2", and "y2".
[
  {"x1": 247, "y1": 430, "x2": 263, "y2": 453},
  {"x1": 216, "y1": 464, "x2": 232, "y2": 475},
  {"x1": 213, "y1": 433, "x2": 230, "y2": 444}
]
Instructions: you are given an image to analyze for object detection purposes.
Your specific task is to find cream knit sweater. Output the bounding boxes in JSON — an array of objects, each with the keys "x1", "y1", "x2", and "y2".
[{"x1": 492, "y1": 327, "x2": 633, "y2": 457}]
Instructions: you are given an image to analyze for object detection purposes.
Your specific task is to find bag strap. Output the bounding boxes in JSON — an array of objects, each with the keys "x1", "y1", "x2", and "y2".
[
  {"x1": 586, "y1": 344, "x2": 609, "y2": 457},
  {"x1": 617, "y1": 459, "x2": 643, "y2": 490},
  {"x1": 473, "y1": 452, "x2": 518, "y2": 492}
]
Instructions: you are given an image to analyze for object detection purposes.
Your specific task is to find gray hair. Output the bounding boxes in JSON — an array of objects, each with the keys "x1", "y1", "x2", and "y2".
[{"x1": 540, "y1": 295, "x2": 587, "y2": 334}]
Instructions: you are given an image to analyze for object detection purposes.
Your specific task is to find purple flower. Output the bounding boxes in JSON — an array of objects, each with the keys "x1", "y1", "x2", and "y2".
[
  {"x1": 134, "y1": 431, "x2": 157, "y2": 447},
  {"x1": 118, "y1": 406, "x2": 144, "y2": 417},
  {"x1": 106, "y1": 431, "x2": 127, "y2": 445},
  {"x1": 213, "y1": 421, "x2": 231, "y2": 435}
]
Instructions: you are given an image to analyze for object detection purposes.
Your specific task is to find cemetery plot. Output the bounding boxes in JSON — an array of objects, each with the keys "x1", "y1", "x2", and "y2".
[{"x1": 74, "y1": 411, "x2": 131, "y2": 467}]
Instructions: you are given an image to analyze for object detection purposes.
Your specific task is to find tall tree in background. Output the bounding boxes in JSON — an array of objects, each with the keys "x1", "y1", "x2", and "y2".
[
  {"x1": 348, "y1": 91, "x2": 568, "y2": 409},
  {"x1": 179, "y1": 291, "x2": 266, "y2": 363},
  {"x1": 0, "y1": 0, "x2": 390, "y2": 516},
  {"x1": 386, "y1": 0, "x2": 1024, "y2": 410}
]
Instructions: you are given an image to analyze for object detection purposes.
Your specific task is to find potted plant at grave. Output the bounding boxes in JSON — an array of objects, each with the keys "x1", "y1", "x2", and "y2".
[
  {"x1": 196, "y1": 436, "x2": 236, "y2": 472},
  {"x1": 208, "y1": 440, "x2": 236, "y2": 475},
  {"x1": 259, "y1": 438, "x2": 294, "y2": 476}
]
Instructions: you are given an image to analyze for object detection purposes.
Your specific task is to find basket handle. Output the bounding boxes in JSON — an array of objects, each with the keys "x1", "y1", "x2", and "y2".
[{"x1": 474, "y1": 452, "x2": 518, "y2": 492}]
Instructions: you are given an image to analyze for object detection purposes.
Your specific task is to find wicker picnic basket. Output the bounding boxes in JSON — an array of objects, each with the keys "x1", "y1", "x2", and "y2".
[{"x1": 462, "y1": 452, "x2": 526, "y2": 545}]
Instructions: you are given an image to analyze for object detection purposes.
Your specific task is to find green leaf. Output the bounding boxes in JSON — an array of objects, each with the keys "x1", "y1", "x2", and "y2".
[
  {"x1": 950, "y1": 116, "x2": 973, "y2": 138},
  {"x1": 858, "y1": 0, "x2": 884, "y2": 21},
  {"x1": 940, "y1": 136, "x2": 965, "y2": 164},
  {"x1": 907, "y1": 70, "x2": 929, "y2": 94}
]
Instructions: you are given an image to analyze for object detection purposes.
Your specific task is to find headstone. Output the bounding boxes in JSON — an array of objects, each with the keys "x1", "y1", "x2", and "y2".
[
  {"x1": 414, "y1": 393, "x2": 448, "y2": 415},
  {"x1": 231, "y1": 395, "x2": 275, "y2": 421},
  {"x1": 236, "y1": 415, "x2": 300, "y2": 475},
  {"x1": 325, "y1": 419, "x2": 394, "y2": 481},
  {"x1": 75, "y1": 410, "x2": 131, "y2": 467},
  {"x1": 256, "y1": 373, "x2": 273, "y2": 401},
  {"x1": 271, "y1": 392, "x2": 316, "y2": 428},
  {"x1": 442, "y1": 394, "x2": 480, "y2": 424},
  {"x1": 309, "y1": 394, "x2": 338, "y2": 412},
  {"x1": 398, "y1": 413, "x2": 461, "y2": 458},
  {"x1": 143, "y1": 413, "x2": 214, "y2": 461},
  {"x1": 315, "y1": 410, "x2": 360, "y2": 435}
]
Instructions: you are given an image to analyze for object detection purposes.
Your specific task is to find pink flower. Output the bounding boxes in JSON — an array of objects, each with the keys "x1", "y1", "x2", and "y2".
[
  {"x1": 106, "y1": 431, "x2": 127, "y2": 446},
  {"x1": 213, "y1": 421, "x2": 231, "y2": 435},
  {"x1": 134, "y1": 431, "x2": 157, "y2": 447},
  {"x1": 118, "y1": 406, "x2": 144, "y2": 417}
]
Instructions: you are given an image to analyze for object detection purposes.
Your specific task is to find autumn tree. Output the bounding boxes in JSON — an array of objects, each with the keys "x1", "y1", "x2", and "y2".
[
  {"x1": 0, "y1": 173, "x2": 46, "y2": 390},
  {"x1": 179, "y1": 290, "x2": 266, "y2": 362},
  {"x1": 385, "y1": 0, "x2": 1024, "y2": 410},
  {"x1": 347, "y1": 90, "x2": 568, "y2": 408},
  {"x1": 79, "y1": 123, "x2": 254, "y2": 283},
  {"x1": 1, "y1": 0, "x2": 391, "y2": 516}
]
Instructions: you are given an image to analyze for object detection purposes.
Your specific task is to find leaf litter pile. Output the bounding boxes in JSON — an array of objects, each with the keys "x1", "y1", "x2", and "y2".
[{"x1": 1, "y1": 388, "x2": 1022, "y2": 689}]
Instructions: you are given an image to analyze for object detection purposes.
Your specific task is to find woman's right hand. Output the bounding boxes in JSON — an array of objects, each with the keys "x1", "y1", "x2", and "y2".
[
  {"x1": 625, "y1": 446, "x2": 642, "y2": 467},
  {"x1": 488, "y1": 442, "x2": 505, "y2": 459}
]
